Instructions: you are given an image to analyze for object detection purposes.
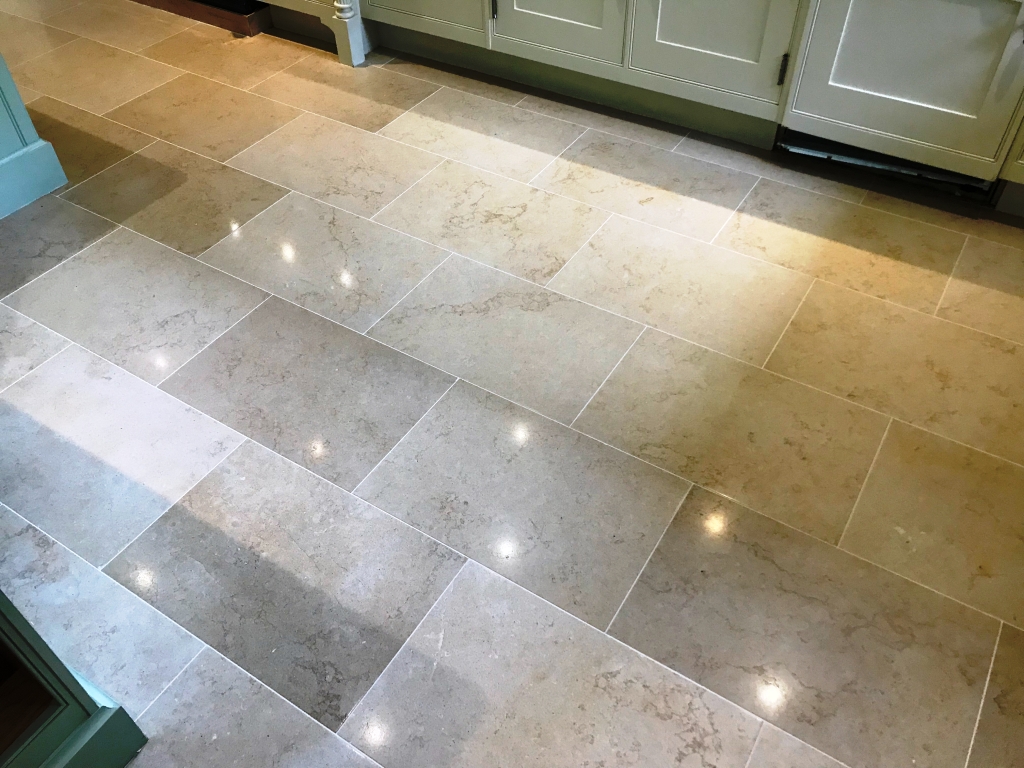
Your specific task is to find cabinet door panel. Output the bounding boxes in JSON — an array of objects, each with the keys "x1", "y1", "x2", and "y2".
[
  {"x1": 494, "y1": 0, "x2": 628, "y2": 64},
  {"x1": 630, "y1": 0, "x2": 800, "y2": 103},
  {"x1": 367, "y1": 0, "x2": 485, "y2": 30}
]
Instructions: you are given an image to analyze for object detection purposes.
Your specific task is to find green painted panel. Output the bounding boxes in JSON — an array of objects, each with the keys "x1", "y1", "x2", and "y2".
[
  {"x1": 366, "y1": 0, "x2": 484, "y2": 31},
  {"x1": 494, "y1": 0, "x2": 627, "y2": 64}
]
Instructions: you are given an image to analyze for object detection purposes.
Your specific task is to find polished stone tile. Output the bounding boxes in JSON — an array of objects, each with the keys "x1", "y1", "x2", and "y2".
[
  {"x1": 0, "y1": 345, "x2": 242, "y2": 564},
  {"x1": 747, "y1": 725, "x2": 845, "y2": 768},
  {"x1": 135, "y1": 649, "x2": 376, "y2": 767},
  {"x1": 0, "y1": 0, "x2": 82, "y2": 22},
  {"x1": 27, "y1": 96, "x2": 153, "y2": 187},
  {"x1": 715, "y1": 179, "x2": 966, "y2": 311},
  {"x1": 229, "y1": 112, "x2": 440, "y2": 217},
  {"x1": 535, "y1": 129, "x2": 757, "y2": 241},
  {"x1": 0, "y1": 505, "x2": 203, "y2": 716},
  {"x1": 340, "y1": 562, "x2": 761, "y2": 768},
  {"x1": 937, "y1": 237, "x2": 1024, "y2": 344},
  {"x1": 107, "y1": 73, "x2": 300, "y2": 162},
  {"x1": 368, "y1": 256, "x2": 642, "y2": 423},
  {"x1": 608, "y1": 487, "x2": 1000, "y2": 768},
  {"x1": 517, "y1": 94, "x2": 682, "y2": 150},
  {"x1": 64, "y1": 140, "x2": 287, "y2": 256},
  {"x1": 375, "y1": 160, "x2": 608, "y2": 283},
  {"x1": 356, "y1": 382, "x2": 689, "y2": 627},
  {"x1": 0, "y1": 194, "x2": 116, "y2": 298},
  {"x1": 382, "y1": 54, "x2": 522, "y2": 105},
  {"x1": 841, "y1": 421, "x2": 1024, "y2": 626},
  {"x1": 0, "y1": 305, "x2": 68, "y2": 392},
  {"x1": 380, "y1": 87, "x2": 585, "y2": 182},
  {"x1": 107, "y1": 440, "x2": 464, "y2": 729},
  {"x1": 201, "y1": 193, "x2": 447, "y2": 333},
  {"x1": 253, "y1": 50, "x2": 439, "y2": 132},
  {"x1": 967, "y1": 625, "x2": 1024, "y2": 768},
  {"x1": 16, "y1": 81, "x2": 43, "y2": 104},
  {"x1": 675, "y1": 132, "x2": 865, "y2": 203},
  {"x1": 161, "y1": 297, "x2": 455, "y2": 489},
  {"x1": 574, "y1": 330, "x2": 888, "y2": 542},
  {"x1": 140, "y1": 24, "x2": 311, "y2": 90},
  {"x1": 0, "y1": 11, "x2": 77, "y2": 67},
  {"x1": 766, "y1": 280, "x2": 1024, "y2": 465},
  {"x1": 548, "y1": 215, "x2": 813, "y2": 364},
  {"x1": 44, "y1": 0, "x2": 194, "y2": 52},
  {"x1": 4, "y1": 228, "x2": 267, "y2": 383},
  {"x1": 13, "y1": 38, "x2": 180, "y2": 114}
]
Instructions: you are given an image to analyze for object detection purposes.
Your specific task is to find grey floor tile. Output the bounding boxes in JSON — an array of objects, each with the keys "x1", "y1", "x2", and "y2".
[
  {"x1": 0, "y1": 305, "x2": 68, "y2": 392},
  {"x1": 0, "y1": 194, "x2": 116, "y2": 299},
  {"x1": 4, "y1": 228, "x2": 267, "y2": 383},
  {"x1": 0, "y1": 505, "x2": 203, "y2": 716},
  {"x1": 107, "y1": 440, "x2": 464, "y2": 729},
  {"x1": 355, "y1": 382, "x2": 689, "y2": 627},
  {"x1": 747, "y1": 725, "x2": 846, "y2": 768},
  {"x1": 381, "y1": 55, "x2": 522, "y2": 105},
  {"x1": 340, "y1": 562, "x2": 760, "y2": 768},
  {"x1": 608, "y1": 487, "x2": 1000, "y2": 768},
  {"x1": 161, "y1": 297, "x2": 454, "y2": 489},
  {"x1": 967, "y1": 624, "x2": 1024, "y2": 768},
  {"x1": 517, "y1": 93, "x2": 682, "y2": 150},
  {"x1": 135, "y1": 649, "x2": 377, "y2": 767},
  {"x1": 0, "y1": 345, "x2": 243, "y2": 565},
  {"x1": 368, "y1": 256, "x2": 642, "y2": 424},
  {"x1": 937, "y1": 236, "x2": 1024, "y2": 345},
  {"x1": 201, "y1": 192, "x2": 448, "y2": 333}
]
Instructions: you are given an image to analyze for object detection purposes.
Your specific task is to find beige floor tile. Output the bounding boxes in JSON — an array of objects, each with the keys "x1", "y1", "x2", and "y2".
[
  {"x1": 842, "y1": 421, "x2": 1024, "y2": 626},
  {"x1": 534, "y1": 130, "x2": 757, "y2": 242},
  {"x1": 548, "y1": 215, "x2": 813, "y2": 364},
  {"x1": 28, "y1": 96, "x2": 153, "y2": 187},
  {"x1": 13, "y1": 38, "x2": 179, "y2": 114},
  {"x1": 375, "y1": 160, "x2": 608, "y2": 283},
  {"x1": 747, "y1": 726, "x2": 845, "y2": 768},
  {"x1": 141, "y1": 24, "x2": 311, "y2": 90},
  {"x1": 0, "y1": 11, "x2": 77, "y2": 67},
  {"x1": 937, "y1": 236, "x2": 1024, "y2": 345},
  {"x1": 968, "y1": 625, "x2": 1024, "y2": 768},
  {"x1": 382, "y1": 55, "x2": 522, "y2": 105},
  {"x1": 252, "y1": 50, "x2": 439, "y2": 132},
  {"x1": 229, "y1": 112, "x2": 440, "y2": 217},
  {"x1": 0, "y1": 0, "x2": 82, "y2": 22},
  {"x1": 766, "y1": 281, "x2": 1024, "y2": 465},
  {"x1": 16, "y1": 80, "x2": 43, "y2": 104},
  {"x1": 368, "y1": 256, "x2": 643, "y2": 424},
  {"x1": 675, "y1": 132, "x2": 865, "y2": 203},
  {"x1": 608, "y1": 487, "x2": 1000, "y2": 768},
  {"x1": 44, "y1": 0, "x2": 193, "y2": 52},
  {"x1": 64, "y1": 140, "x2": 287, "y2": 256},
  {"x1": 574, "y1": 330, "x2": 889, "y2": 542},
  {"x1": 106, "y1": 73, "x2": 300, "y2": 162},
  {"x1": 715, "y1": 179, "x2": 966, "y2": 312},
  {"x1": 380, "y1": 87, "x2": 584, "y2": 182},
  {"x1": 516, "y1": 94, "x2": 682, "y2": 150}
]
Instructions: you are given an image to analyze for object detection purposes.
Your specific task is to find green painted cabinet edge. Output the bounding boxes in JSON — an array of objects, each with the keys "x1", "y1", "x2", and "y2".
[{"x1": 369, "y1": 22, "x2": 778, "y2": 148}]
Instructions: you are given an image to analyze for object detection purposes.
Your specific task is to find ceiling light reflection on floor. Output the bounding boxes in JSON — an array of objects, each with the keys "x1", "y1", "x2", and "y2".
[
  {"x1": 703, "y1": 512, "x2": 727, "y2": 537},
  {"x1": 756, "y1": 681, "x2": 786, "y2": 714},
  {"x1": 512, "y1": 423, "x2": 530, "y2": 446},
  {"x1": 363, "y1": 719, "x2": 389, "y2": 748},
  {"x1": 281, "y1": 243, "x2": 295, "y2": 263}
]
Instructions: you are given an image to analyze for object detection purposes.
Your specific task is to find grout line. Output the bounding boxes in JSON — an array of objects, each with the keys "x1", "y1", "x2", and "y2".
[
  {"x1": 1, "y1": 225, "x2": 121, "y2": 301},
  {"x1": 962, "y1": 622, "x2": 1002, "y2": 768},
  {"x1": 760, "y1": 278, "x2": 814, "y2": 368},
  {"x1": 369, "y1": 156, "x2": 447, "y2": 222},
  {"x1": 373, "y1": 83, "x2": 444, "y2": 135},
  {"x1": 0, "y1": 335, "x2": 70, "y2": 396},
  {"x1": 933, "y1": 237, "x2": 969, "y2": 316},
  {"x1": 242, "y1": 51, "x2": 315, "y2": 93},
  {"x1": 836, "y1": 417, "x2": 891, "y2": 549},
  {"x1": 221, "y1": 111, "x2": 306, "y2": 165},
  {"x1": 741, "y1": 722, "x2": 765, "y2": 768},
  {"x1": 135, "y1": 644, "x2": 205, "y2": 721},
  {"x1": 58, "y1": 139, "x2": 158, "y2": 196},
  {"x1": 361, "y1": 253, "x2": 453, "y2": 336},
  {"x1": 569, "y1": 326, "x2": 645, "y2": 429},
  {"x1": 6, "y1": 36, "x2": 80, "y2": 71},
  {"x1": 543, "y1": 212, "x2": 612, "y2": 288},
  {"x1": 669, "y1": 133, "x2": 687, "y2": 152},
  {"x1": 526, "y1": 127, "x2": 588, "y2": 186},
  {"x1": 710, "y1": 176, "x2": 759, "y2": 245}
]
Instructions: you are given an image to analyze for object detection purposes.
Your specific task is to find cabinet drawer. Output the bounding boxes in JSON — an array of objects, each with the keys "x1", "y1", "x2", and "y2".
[
  {"x1": 494, "y1": 0, "x2": 628, "y2": 64},
  {"x1": 366, "y1": 0, "x2": 485, "y2": 31}
]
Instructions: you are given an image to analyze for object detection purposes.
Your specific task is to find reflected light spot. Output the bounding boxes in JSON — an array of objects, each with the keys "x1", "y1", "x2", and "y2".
[
  {"x1": 229, "y1": 221, "x2": 240, "y2": 238},
  {"x1": 495, "y1": 538, "x2": 518, "y2": 560},
  {"x1": 757, "y1": 682, "x2": 786, "y2": 713},
  {"x1": 309, "y1": 439, "x2": 326, "y2": 459},
  {"x1": 364, "y1": 720, "x2": 388, "y2": 748},
  {"x1": 339, "y1": 269, "x2": 355, "y2": 288},
  {"x1": 135, "y1": 569, "x2": 154, "y2": 589},
  {"x1": 281, "y1": 243, "x2": 295, "y2": 263},
  {"x1": 703, "y1": 513, "x2": 726, "y2": 537},
  {"x1": 512, "y1": 423, "x2": 529, "y2": 446},
  {"x1": 152, "y1": 354, "x2": 169, "y2": 371}
]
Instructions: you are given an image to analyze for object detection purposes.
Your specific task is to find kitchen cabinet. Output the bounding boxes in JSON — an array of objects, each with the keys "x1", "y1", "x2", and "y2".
[
  {"x1": 363, "y1": 0, "x2": 487, "y2": 45},
  {"x1": 493, "y1": 0, "x2": 628, "y2": 64}
]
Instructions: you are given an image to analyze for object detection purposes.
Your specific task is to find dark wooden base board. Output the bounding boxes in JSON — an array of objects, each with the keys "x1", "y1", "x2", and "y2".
[{"x1": 131, "y1": 0, "x2": 273, "y2": 36}]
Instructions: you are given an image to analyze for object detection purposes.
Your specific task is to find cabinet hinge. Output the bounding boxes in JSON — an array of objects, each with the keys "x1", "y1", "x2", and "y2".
[
  {"x1": 491, "y1": 0, "x2": 497, "y2": 19},
  {"x1": 777, "y1": 53, "x2": 790, "y2": 86}
]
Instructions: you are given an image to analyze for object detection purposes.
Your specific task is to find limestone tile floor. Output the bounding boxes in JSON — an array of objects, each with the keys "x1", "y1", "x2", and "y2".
[{"x1": 1, "y1": 6, "x2": 1024, "y2": 768}]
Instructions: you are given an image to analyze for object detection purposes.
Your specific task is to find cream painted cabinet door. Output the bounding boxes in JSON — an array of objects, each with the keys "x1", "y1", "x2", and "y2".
[
  {"x1": 365, "y1": 0, "x2": 485, "y2": 30},
  {"x1": 786, "y1": 0, "x2": 1024, "y2": 179},
  {"x1": 629, "y1": 0, "x2": 801, "y2": 104},
  {"x1": 493, "y1": 0, "x2": 629, "y2": 63}
]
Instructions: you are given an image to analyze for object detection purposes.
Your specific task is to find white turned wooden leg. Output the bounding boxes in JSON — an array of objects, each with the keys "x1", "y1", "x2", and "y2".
[{"x1": 328, "y1": 0, "x2": 370, "y2": 66}]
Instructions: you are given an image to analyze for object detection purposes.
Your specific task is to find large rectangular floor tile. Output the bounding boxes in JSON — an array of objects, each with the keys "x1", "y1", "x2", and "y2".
[
  {"x1": 548, "y1": 215, "x2": 813, "y2": 364},
  {"x1": 534, "y1": 129, "x2": 757, "y2": 241},
  {"x1": 63, "y1": 140, "x2": 287, "y2": 256},
  {"x1": 375, "y1": 160, "x2": 608, "y2": 284},
  {"x1": 382, "y1": 54, "x2": 522, "y2": 105},
  {"x1": 0, "y1": 0, "x2": 83, "y2": 22},
  {"x1": 229, "y1": 112, "x2": 440, "y2": 218},
  {"x1": 841, "y1": 421, "x2": 1024, "y2": 626},
  {"x1": 107, "y1": 73, "x2": 301, "y2": 162},
  {"x1": 4, "y1": 227, "x2": 267, "y2": 383},
  {"x1": 135, "y1": 649, "x2": 376, "y2": 767},
  {"x1": 379, "y1": 87, "x2": 585, "y2": 182},
  {"x1": 937, "y1": 236, "x2": 1024, "y2": 345},
  {"x1": 107, "y1": 440, "x2": 464, "y2": 729},
  {"x1": 0, "y1": 304, "x2": 68, "y2": 391},
  {"x1": 13, "y1": 37, "x2": 180, "y2": 114},
  {"x1": 340, "y1": 562, "x2": 760, "y2": 768},
  {"x1": 0, "y1": 11, "x2": 77, "y2": 67},
  {"x1": 201, "y1": 192, "x2": 448, "y2": 333},
  {"x1": 368, "y1": 256, "x2": 642, "y2": 423},
  {"x1": 252, "y1": 50, "x2": 439, "y2": 132},
  {"x1": 517, "y1": 93, "x2": 682, "y2": 150},
  {"x1": 355, "y1": 382, "x2": 689, "y2": 627},
  {"x1": 608, "y1": 487, "x2": 1000, "y2": 768},
  {"x1": 43, "y1": 0, "x2": 194, "y2": 52},
  {"x1": 748, "y1": 725, "x2": 845, "y2": 768},
  {"x1": 766, "y1": 280, "x2": 1024, "y2": 465},
  {"x1": 714, "y1": 179, "x2": 966, "y2": 311},
  {"x1": 161, "y1": 297, "x2": 455, "y2": 489},
  {"x1": 0, "y1": 506, "x2": 203, "y2": 716},
  {"x1": 967, "y1": 625, "x2": 1024, "y2": 768},
  {"x1": 0, "y1": 345, "x2": 243, "y2": 564},
  {"x1": 574, "y1": 330, "x2": 888, "y2": 542}
]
